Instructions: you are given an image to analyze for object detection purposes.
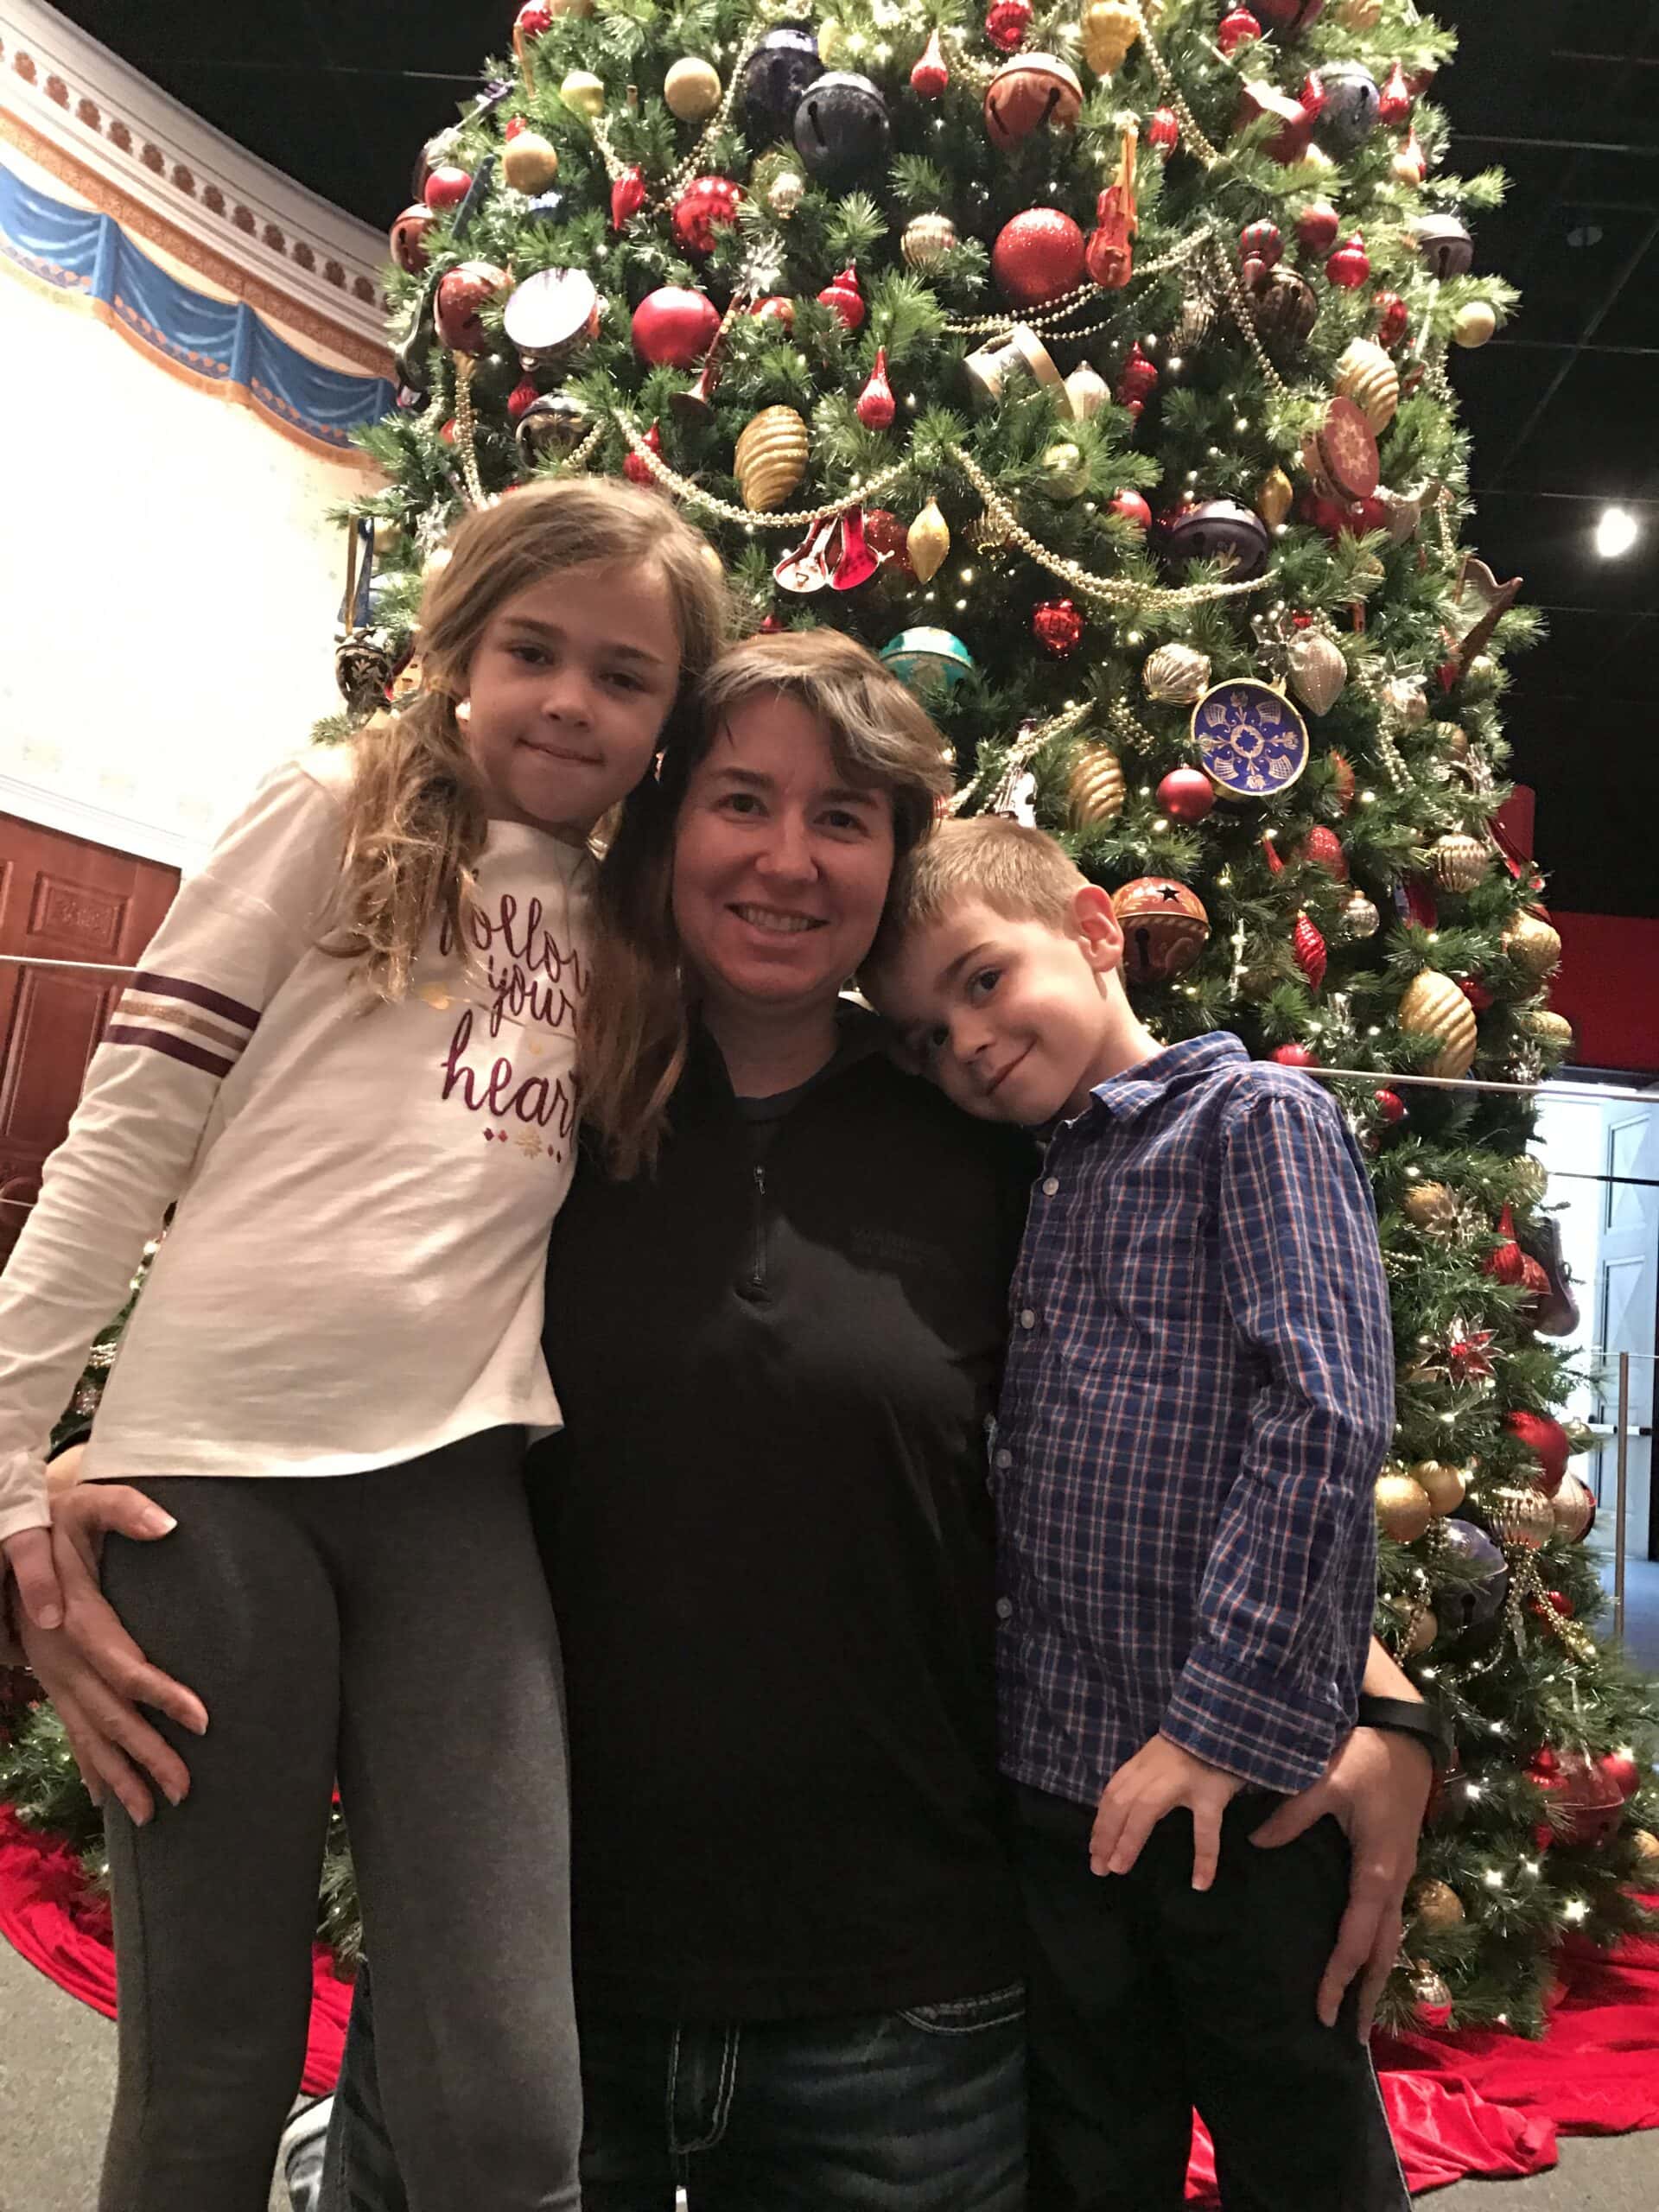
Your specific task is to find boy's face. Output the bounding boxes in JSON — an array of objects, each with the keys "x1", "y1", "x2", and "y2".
[{"x1": 871, "y1": 892, "x2": 1126, "y2": 1126}]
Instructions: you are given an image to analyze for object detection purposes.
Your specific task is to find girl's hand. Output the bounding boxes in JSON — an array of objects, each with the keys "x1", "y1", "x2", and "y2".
[
  {"x1": 1090, "y1": 1733, "x2": 1245, "y2": 1891},
  {"x1": 3, "y1": 1525, "x2": 64, "y2": 1630},
  {"x1": 1249, "y1": 1725, "x2": 1433, "y2": 2036},
  {"x1": 19, "y1": 1607, "x2": 193, "y2": 1825},
  {"x1": 51, "y1": 1484, "x2": 209, "y2": 1738}
]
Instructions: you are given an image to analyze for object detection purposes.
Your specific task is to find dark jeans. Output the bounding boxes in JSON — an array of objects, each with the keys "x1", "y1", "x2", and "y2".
[
  {"x1": 1016, "y1": 1786, "x2": 1410, "y2": 2212},
  {"x1": 322, "y1": 1961, "x2": 1027, "y2": 2211}
]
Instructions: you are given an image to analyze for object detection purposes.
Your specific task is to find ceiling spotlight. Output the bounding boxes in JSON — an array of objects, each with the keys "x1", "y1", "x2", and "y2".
[{"x1": 1594, "y1": 505, "x2": 1640, "y2": 559}]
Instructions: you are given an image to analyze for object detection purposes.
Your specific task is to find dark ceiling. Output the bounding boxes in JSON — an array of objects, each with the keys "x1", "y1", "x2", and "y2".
[{"x1": 49, "y1": 1, "x2": 1659, "y2": 918}]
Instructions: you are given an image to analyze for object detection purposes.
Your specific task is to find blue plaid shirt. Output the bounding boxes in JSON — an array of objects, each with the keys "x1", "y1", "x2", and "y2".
[{"x1": 995, "y1": 1033, "x2": 1394, "y2": 1804}]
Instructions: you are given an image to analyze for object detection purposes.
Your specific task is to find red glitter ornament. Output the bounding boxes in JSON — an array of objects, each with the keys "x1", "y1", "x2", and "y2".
[
  {"x1": 1110, "y1": 487, "x2": 1153, "y2": 529},
  {"x1": 864, "y1": 509, "x2": 914, "y2": 574},
  {"x1": 1217, "y1": 8, "x2": 1263, "y2": 56},
  {"x1": 985, "y1": 0, "x2": 1033, "y2": 53},
  {"x1": 506, "y1": 378, "x2": 539, "y2": 420},
  {"x1": 1294, "y1": 199, "x2": 1340, "y2": 254},
  {"x1": 1297, "y1": 824, "x2": 1348, "y2": 880},
  {"x1": 817, "y1": 265, "x2": 866, "y2": 331},
  {"x1": 855, "y1": 347, "x2": 897, "y2": 430},
  {"x1": 672, "y1": 175, "x2": 744, "y2": 257},
  {"x1": 611, "y1": 164, "x2": 649, "y2": 232},
  {"x1": 1269, "y1": 1042, "x2": 1319, "y2": 1068},
  {"x1": 623, "y1": 420, "x2": 663, "y2": 486},
  {"x1": 993, "y1": 208, "x2": 1088, "y2": 307},
  {"x1": 1377, "y1": 59, "x2": 1413, "y2": 126},
  {"x1": 1033, "y1": 598, "x2": 1084, "y2": 657},
  {"x1": 1293, "y1": 912, "x2": 1327, "y2": 992},
  {"x1": 1147, "y1": 106, "x2": 1179, "y2": 154},
  {"x1": 911, "y1": 28, "x2": 950, "y2": 99},
  {"x1": 1376, "y1": 290, "x2": 1409, "y2": 347},
  {"x1": 1326, "y1": 233, "x2": 1372, "y2": 289}
]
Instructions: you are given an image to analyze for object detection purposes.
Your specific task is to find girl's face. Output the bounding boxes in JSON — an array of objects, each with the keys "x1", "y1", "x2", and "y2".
[
  {"x1": 671, "y1": 690, "x2": 897, "y2": 1022},
  {"x1": 462, "y1": 562, "x2": 682, "y2": 839}
]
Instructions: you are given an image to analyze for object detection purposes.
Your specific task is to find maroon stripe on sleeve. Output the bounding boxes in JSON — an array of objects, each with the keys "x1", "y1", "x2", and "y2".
[
  {"x1": 104, "y1": 1024, "x2": 236, "y2": 1079},
  {"x1": 131, "y1": 971, "x2": 260, "y2": 1030}
]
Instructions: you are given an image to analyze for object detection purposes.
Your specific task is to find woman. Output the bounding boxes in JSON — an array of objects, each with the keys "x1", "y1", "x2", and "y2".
[{"x1": 16, "y1": 633, "x2": 1431, "y2": 2210}]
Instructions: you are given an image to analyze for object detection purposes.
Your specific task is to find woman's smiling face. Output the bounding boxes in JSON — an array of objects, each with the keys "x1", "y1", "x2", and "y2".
[{"x1": 671, "y1": 690, "x2": 898, "y2": 1022}]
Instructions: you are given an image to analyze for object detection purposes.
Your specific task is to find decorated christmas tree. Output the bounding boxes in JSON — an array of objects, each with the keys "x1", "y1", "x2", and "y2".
[{"x1": 4, "y1": 0, "x2": 1656, "y2": 2036}]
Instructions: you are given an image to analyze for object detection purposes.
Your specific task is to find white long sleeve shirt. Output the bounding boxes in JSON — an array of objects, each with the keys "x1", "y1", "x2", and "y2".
[{"x1": 0, "y1": 747, "x2": 591, "y2": 1546}]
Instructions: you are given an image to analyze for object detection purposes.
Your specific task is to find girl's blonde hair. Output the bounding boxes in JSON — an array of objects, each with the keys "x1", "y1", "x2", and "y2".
[
  {"x1": 581, "y1": 628, "x2": 955, "y2": 1179},
  {"x1": 325, "y1": 478, "x2": 729, "y2": 1001}
]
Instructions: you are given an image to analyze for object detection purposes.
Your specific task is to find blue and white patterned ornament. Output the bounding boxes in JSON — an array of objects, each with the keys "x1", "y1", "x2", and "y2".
[
  {"x1": 1190, "y1": 678, "x2": 1308, "y2": 798},
  {"x1": 879, "y1": 627, "x2": 976, "y2": 696}
]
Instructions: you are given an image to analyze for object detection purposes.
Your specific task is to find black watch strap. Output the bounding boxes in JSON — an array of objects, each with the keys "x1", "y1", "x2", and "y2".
[{"x1": 1356, "y1": 1694, "x2": 1452, "y2": 1771}]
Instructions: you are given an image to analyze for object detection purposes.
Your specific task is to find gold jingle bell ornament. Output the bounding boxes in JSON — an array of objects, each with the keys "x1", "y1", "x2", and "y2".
[
  {"x1": 1504, "y1": 912, "x2": 1562, "y2": 980},
  {"x1": 1113, "y1": 879, "x2": 1211, "y2": 985},
  {"x1": 1399, "y1": 970, "x2": 1478, "y2": 1079},
  {"x1": 1334, "y1": 338, "x2": 1400, "y2": 435},
  {"x1": 1403, "y1": 1180, "x2": 1459, "y2": 1233},
  {"x1": 906, "y1": 499, "x2": 951, "y2": 583},
  {"x1": 1412, "y1": 1878, "x2": 1465, "y2": 1930},
  {"x1": 733, "y1": 406, "x2": 810, "y2": 512},
  {"x1": 1488, "y1": 1484, "x2": 1554, "y2": 1552},
  {"x1": 1069, "y1": 744, "x2": 1127, "y2": 828},
  {"x1": 1431, "y1": 834, "x2": 1489, "y2": 893},
  {"x1": 1143, "y1": 643, "x2": 1211, "y2": 706},
  {"x1": 1376, "y1": 1471, "x2": 1433, "y2": 1543},
  {"x1": 1413, "y1": 1459, "x2": 1468, "y2": 1517},
  {"x1": 664, "y1": 56, "x2": 722, "y2": 121},
  {"x1": 1080, "y1": 0, "x2": 1141, "y2": 75},
  {"x1": 902, "y1": 212, "x2": 957, "y2": 269}
]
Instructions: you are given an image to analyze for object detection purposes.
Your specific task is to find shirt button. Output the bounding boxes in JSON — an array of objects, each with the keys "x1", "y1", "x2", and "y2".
[
  {"x1": 1042, "y1": 1176, "x2": 1060, "y2": 1197},
  {"x1": 995, "y1": 1447, "x2": 1013, "y2": 1470},
  {"x1": 995, "y1": 1597, "x2": 1014, "y2": 1621},
  {"x1": 1019, "y1": 1308, "x2": 1037, "y2": 1330}
]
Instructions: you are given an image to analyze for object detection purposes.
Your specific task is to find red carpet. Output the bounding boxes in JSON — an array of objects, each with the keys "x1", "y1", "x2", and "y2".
[{"x1": 4, "y1": 1802, "x2": 1657, "y2": 2186}]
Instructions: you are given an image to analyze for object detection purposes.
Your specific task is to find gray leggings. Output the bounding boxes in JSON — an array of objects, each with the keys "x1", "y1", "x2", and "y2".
[{"x1": 98, "y1": 1433, "x2": 581, "y2": 2212}]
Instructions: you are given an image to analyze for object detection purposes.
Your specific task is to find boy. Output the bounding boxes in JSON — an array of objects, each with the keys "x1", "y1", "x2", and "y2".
[{"x1": 864, "y1": 817, "x2": 1408, "y2": 2212}]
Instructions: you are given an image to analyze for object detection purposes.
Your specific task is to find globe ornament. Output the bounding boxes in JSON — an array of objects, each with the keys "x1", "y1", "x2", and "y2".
[
  {"x1": 1163, "y1": 499, "x2": 1272, "y2": 580},
  {"x1": 792, "y1": 73, "x2": 890, "y2": 188},
  {"x1": 879, "y1": 627, "x2": 976, "y2": 696},
  {"x1": 1112, "y1": 879, "x2": 1211, "y2": 984},
  {"x1": 1191, "y1": 679, "x2": 1309, "y2": 799},
  {"x1": 983, "y1": 55, "x2": 1084, "y2": 150}
]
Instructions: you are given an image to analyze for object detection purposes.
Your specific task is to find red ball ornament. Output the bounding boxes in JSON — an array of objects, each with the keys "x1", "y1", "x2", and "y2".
[
  {"x1": 622, "y1": 420, "x2": 663, "y2": 487},
  {"x1": 611, "y1": 164, "x2": 649, "y2": 232},
  {"x1": 817, "y1": 264, "x2": 866, "y2": 331},
  {"x1": 1326, "y1": 233, "x2": 1372, "y2": 289},
  {"x1": 751, "y1": 295, "x2": 797, "y2": 331},
  {"x1": 855, "y1": 347, "x2": 897, "y2": 430},
  {"x1": 423, "y1": 163, "x2": 473, "y2": 212},
  {"x1": 1458, "y1": 976, "x2": 1494, "y2": 1014},
  {"x1": 1542, "y1": 1589, "x2": 1574, "y2": 1618},
  {"x1": 1377, "y1": 59, "x2": 1413, "y2": 126},
  {"x1": 1503, "y1": 1408, "x2": 1571, "y2": 1497},
  {"x1": 992, "y1": 209, "x2": 1087, "y2": 307},
  {"x1": 1536, "y1": 1750, "x2": 1626, "y2": 1847},
  {"x1": 1293, "y1": 912, "x2": 1327, "y2": 992},
  {"x1": 864, "y1": 509, "x2": 914, "y2": 573},
  {"x1": 507, "y1": 378, "x2": 539, "y2": 421},
  {"x1": 434, "y1": 260, "x2": 510, "y2": 355},
  {"x1": 1297, "y1": 824, "x2": 1348, "y2": 880},
  {"x1": 912, "y1": 28, "x2": 950, "y2": 99},
  {"x1": 390, "y1": 204, "x2": 435, "y2": 275},
  {"x1": 1147, "y1": 106, "x2": 1179, "y2": 154},
  {"x1": 1376, "y1": 290, "x2": 1409, "y2": 347},
  {"x1": 1033, "y1": 597, "x2": 1084, "y2": 657},
  {"x1": 439, "y1": 418, "x2": 458, "y2": 446},
  {"x1": 1218, "y1": 8, "x2": 1263, "y2": 56},
  {"x1": 1110, "y1": 488, "x2": 1153, "y2": 529},
  {"x1": 515, "y1": 2, "x2": 553, "y2": 35},
  {"x1": 672, "y1": 175, "x2": 744, "y2": 256},
  {"x1": 985, "y1": 0, "x2": 1033, "y2": 53},
  {"x1": 1599, "y1": 1749, "x2": 1643, "y2": 1802},
  {"x1": 1295, "y1": 199, "x2": 1340, "y2": 254},
  {"x1": 632, "y1": 286, "x2": 721, "y2": 367},
  {"x1": 1270, "y1": 1042, "x2": 1319, "y2": 1067},
  {"x1": 1158, "y1": 767, "x2": 1216, "y2": 823},
  {"x1": 1374, "y1": 1088, "x2": 1406, "y2": 1124}
]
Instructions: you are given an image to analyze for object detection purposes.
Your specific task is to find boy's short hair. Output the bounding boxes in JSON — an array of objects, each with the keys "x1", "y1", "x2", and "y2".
[{"x1": 865, "y1": 815, "x2": 1091, "y2": 981}]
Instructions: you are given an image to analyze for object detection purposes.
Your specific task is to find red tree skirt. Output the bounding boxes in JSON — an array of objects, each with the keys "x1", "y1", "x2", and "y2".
[{"x1": 3, "y1": 1803, "x2": 1657, "y2": 2183}]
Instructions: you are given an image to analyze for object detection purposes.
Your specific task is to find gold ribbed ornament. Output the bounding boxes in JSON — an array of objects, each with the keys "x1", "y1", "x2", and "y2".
[
  {"x1": 1334, "y1": 338, "x2": 1400, "y2": 434},
  {"x1": 1487, "y1": 1484, "x2": 1554, "y2": 1551},
  {"x1": 1431, "y1": 834, "x2": 1489, "y2": 893},
  {"x1": 1068, "y1": 744, "x2": 1127, "y2": 828},
  {"x1": 902, "y1": 212, "x2": 957, "y2": 269},
  {"x1": 733, "y1": 406, "x2": 809, "y2": 512},
  {"x1": 1504, "y1": 912, "x2": 1562, "y2": 979},
  {"x1": 1399, "y1": 970, "x2": 1478, "y2": 1078},
  {"x1": 1143, "y1": 643, "x2": 1211, "y2": 705},
  {"x1": 1524, "y1": 1008, "x2": 1574, "y2": 1052}
]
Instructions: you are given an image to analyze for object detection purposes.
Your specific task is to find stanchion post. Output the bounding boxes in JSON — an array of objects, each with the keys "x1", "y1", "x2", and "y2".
[{"x1": 1613, "y1": 1350, "x2": 1630, "y2": 1643}]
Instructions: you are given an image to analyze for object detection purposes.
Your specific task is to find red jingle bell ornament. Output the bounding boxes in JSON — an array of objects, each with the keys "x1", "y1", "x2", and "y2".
[
  {"x1": 1376, "y1": 290, "x2": 1409, "y2": 347},
  {"x1": 817, "y1": 265, "x2": 866, "y2": 331},
  {"x1": 390, "y1": 205, "x2": 435, "y2": 274},
  {"x1": 672, "y1": 175, "x2": 744, "y2": 257},
  {"x1": 1033, "y1": 598, "x2": 1084, "y2": 657},
  {"x1": 611, "y1": 165, "x2": 649, "y2": 232},
  {"x1": 435, "y1": 261, "x2": 510, "y2": 355},
  {"x1": 855, "y1": 348, "x2": 897, "y2": 430},
  {"x1": 1326, "y1": 233, "x2": 1372, "y2": 289},
  {"x1": 1217, "y1": 8, "x2": 1263, "y2": 56},
  {"x1": 622, "y1": 420, "x2": 663, "y2": 487},
  {"x1": 1295, "y1": 199, "x2": 1340, "y2": 254},
  {"x1": 985, "y1": 0, "x2": 1033, "y2": 52},
  {"x1": 993, "y1": 209, "x2": 1087, "y2": 307},
  {"x1": 1147, "y1": 106, "x2": 1179, "y2": 154},
  {"x1": 423, "y1": 163, "x2": 473, "y2": 212},
  {"x1": 912, "y1": 28, "x2": 950, "y2": 99},
  {"x1": 1110, "y1": 487, "x2": 1153, "y2": 529},
  {"x1": 1158, "y1": 767, "x2": 1215, "y2": 823},
  {"x1": 1114, "y1": 880, "x2": 1211, "y2": 984}
]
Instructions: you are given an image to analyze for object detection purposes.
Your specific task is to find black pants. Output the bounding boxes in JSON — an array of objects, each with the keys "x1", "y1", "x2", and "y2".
[{"x1": 1015, "y1": 1786, "x2": 1409, "y2": 2212}]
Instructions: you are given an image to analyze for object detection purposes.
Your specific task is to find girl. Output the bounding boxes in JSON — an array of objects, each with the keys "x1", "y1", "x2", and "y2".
[{"x1": 0, "y1": 477, "x2": 728, "y2": 2210}]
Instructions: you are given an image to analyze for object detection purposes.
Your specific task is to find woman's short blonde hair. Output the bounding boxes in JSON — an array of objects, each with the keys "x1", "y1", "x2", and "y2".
[{"x1": 580, "y1": 629, "x2": 955, "y2": 1177}]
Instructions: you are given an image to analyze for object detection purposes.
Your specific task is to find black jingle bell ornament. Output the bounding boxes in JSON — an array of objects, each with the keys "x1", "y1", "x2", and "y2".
[
  {"x1": 743, "y1": 29, "x2": 823, "y2": 137},
  {"x1": 793, "y1": 73, "x2": 891, "y2": 190},
  {"x1": 1249, "y1": 265, "x2": 1318, "y2": 348},
  {"x1": 515, "y1": 391, "x2": 593, "y2": 466},
  {"x1": 1307, "y1": 60, "x2": 1380, "y2": 154},
  {"x1": 984, "y1": 54, "x2": 1084, "y2": 150},
  {"x1": 1033, "y1": 598, "x2": 1084, "y2": 657},
  {"x1": 1163, "y1": 499, "x2": 1271, "y2": 581},
  {"x1": 1413, "y1": 212, "x2": 1474, "y2": 280}
]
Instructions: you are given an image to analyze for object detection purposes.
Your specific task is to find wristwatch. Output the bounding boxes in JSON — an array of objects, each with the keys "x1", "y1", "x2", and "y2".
[{"x1": 1356, "y1": 1694, "x2": 1452, "y2": 1772}]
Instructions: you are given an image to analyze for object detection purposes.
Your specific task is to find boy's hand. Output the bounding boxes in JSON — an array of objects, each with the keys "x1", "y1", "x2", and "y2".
[{"x1": 1090, "y1": 1733, "x2": 1244, "y2": 1891}]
